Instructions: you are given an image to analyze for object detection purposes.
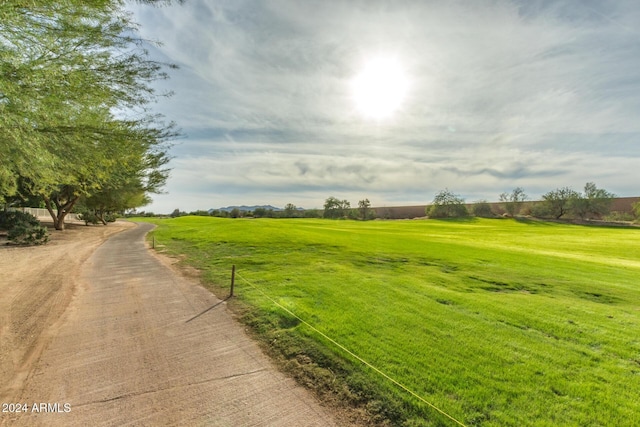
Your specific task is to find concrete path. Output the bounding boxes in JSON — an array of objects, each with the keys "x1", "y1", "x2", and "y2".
[{"x1": 4, "y1": 222, "x2": 337, "y2": 426}]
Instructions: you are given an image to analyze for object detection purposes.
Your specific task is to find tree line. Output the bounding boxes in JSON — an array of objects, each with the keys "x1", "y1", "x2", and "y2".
[
  {"x1": 162, "y1": 183, "x2": 639, "y2": 224},
  {"x1": 428, "y1": 183, "x2": 638, "y2": 221},
  {"x1": 1, "y1": 1, "x2": 177, "y2": 242}
]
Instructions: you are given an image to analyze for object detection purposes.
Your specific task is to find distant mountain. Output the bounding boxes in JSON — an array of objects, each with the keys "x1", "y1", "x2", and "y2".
[{"x1": 211, "y1": 205, "x2": 283, "y2": 213}]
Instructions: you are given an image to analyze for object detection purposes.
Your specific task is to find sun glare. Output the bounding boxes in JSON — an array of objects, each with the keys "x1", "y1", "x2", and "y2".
[{"x1": 351, "y1": 57, "x2": 409, "y2": 120}]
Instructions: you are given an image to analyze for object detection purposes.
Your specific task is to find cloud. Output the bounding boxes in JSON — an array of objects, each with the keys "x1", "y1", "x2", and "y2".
[{"x1": 128, "y1": 0, "x2": 640, "y2": 212}]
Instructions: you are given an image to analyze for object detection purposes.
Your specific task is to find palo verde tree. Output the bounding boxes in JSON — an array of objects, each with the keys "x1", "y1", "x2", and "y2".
[
  {"x1": 0, "y1": 1, "x2": 177, "y2": 229},
  {"x1": 78, "y1": 167, "x2": 158, "y2": 225},
  {"x1": 75, "y1": 117, "x2": 171, "y2": 225},
  {"x1": 499, "y1": 187, "x2": 527, "y2": 217}
]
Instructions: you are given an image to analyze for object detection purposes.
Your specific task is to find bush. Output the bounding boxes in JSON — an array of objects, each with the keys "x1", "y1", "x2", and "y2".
[
  {"x1": 0, "y1": 210, "x2": 49, "y2": 245},
  {"x1": 348, "y1": 208, "x2": 360, "y2": 220},
  {"x1": 471, "y1": 201, "x2": 494, "y2": 218},
  {"x1": 530, "y1": 202, "x2": 552, "y2": 218},
  {"x1": 303, "y1": 209, "x2": 323, "y2": 218},
  {"x1": 77, "y1": 208, "x2": 99, "y2": 225},
  {"x1": 428, "y1": 189, "x2": 469, "y2": 218},
  {"x1": 604, "y1": 211, "x2": 634, "y2": 222}
]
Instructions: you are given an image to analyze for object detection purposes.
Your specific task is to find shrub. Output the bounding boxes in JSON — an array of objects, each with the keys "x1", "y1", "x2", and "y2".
[
  {"x1": 633, "y1": 201, "x2": 640, "y2": 222},
  {"x1": 471, "y1": 200, "x2": 494, "y2": 218},
  {"x1": 604, "y1": 211, "x2": 634, "y2": 222},
  {"x1": 530, "y1": 202, "x2": 552, "y2": 218},
  {"x1": 428, "y1": 189, "x2": 469, "y2": 218},
  {"x1": 0, "y1": 210, "x2": 49, "y2": 245},
  {"x1": 303, "y1": 209, "x2": 323, "y2": 218},
  {"x1": 77, "y1": 208, "x2": 99, "y2": 225}
]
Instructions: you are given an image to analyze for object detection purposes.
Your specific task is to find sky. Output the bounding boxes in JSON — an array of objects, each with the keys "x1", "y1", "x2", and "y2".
[{"x1": 126, "y1": 0, "x2": 640, "y2": 213}]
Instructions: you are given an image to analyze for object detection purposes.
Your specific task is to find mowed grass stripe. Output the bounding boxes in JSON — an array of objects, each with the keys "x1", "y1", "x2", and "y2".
[{"x1": 136, "y1": 217, "x2": 640, "y2": 426}]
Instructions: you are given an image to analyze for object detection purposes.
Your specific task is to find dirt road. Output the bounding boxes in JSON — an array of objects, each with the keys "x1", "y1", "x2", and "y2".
[{"x1": 1, "y1": 222, "x2": 337, "y2": 426}]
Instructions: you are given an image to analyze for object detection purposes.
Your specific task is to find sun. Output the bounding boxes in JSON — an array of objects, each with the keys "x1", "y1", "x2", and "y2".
[{"x1": 350, "y1": 57, "x2": 409, "y2": 120}]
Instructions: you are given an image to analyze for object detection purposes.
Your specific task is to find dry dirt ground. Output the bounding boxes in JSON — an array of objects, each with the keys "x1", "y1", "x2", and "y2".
[{"x1": 0, "y1": 221, "x2": 338, "y2": 426}]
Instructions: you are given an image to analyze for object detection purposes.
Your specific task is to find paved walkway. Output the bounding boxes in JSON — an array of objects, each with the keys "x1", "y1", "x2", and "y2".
[{"x1": 5, "y1": 222, "x2": 337, "y2": 426}]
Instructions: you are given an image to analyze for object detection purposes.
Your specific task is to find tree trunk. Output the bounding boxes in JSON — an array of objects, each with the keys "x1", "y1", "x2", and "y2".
[
  {"x1": 44, "y1": 195, "x2": 79, "y2": 231},
  {"x1": 97, "y1": 210, "x2": 107, "y2": 226},
  {"x1": 44, "y1": 197, "x2": 61, "y2": 230}
]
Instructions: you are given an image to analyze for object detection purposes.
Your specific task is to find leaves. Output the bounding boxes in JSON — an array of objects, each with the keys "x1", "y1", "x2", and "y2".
[
  {"x1": 428, "y1": 189, "x2": 468, "y2": 218},
  {"x1": 0, "y1": 1, "x2": 177, "y2": 227}
]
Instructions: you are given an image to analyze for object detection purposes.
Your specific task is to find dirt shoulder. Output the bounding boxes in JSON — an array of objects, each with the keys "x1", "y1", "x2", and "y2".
[{"x1": 0, "y1": 220, "x2": 134, "y2": 403}]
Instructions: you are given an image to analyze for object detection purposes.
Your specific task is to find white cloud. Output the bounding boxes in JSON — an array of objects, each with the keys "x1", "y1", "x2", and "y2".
[{"x1": 128, "y1": 0, "x2": 640, "y2": 212}]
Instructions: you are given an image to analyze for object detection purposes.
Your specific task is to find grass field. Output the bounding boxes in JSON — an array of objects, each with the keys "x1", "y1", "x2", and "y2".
[{"x1": 135, "y1": 216, "x2": 640, "y2": 426}]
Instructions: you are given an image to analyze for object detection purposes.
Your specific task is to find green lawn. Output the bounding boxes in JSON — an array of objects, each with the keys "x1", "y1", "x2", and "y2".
[{"x1": 135, "y1": 216, "x2": 640, "y2": 426}]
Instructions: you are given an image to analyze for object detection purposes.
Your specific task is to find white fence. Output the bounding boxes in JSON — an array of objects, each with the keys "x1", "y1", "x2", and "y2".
[{"x1": 7, "y1": 207, "x2": 79, "y2": 220}]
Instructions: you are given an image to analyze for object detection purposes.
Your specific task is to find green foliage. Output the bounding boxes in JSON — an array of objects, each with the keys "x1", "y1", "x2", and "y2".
[
  {"x1": 428, "y1": 189, "x2": 468, "y2": 218},
  {"x1": 0, "y1": 1, "x2": 175, "y2": 229},
  {"x1": 303, "y1": 209, "x2": 323, "y2": 218},
  {"x1": 634, "y1": 201, "x2": 640, "y2": 222},
  {"x1": 253, "y1": 207, "x2": 267, "y2": 218},
  {"x1": 0, "y1": 170, "x2": 18, "y2": 205},
  {"x1": 499, "y1": 187, "x2": 527, "y2": 217},
  {"x1": 471, "y1": 200, "x2": 494, "y2": 218},
  {"x1": 283, "y1": 203, "x2": 299, "y2": 218},
  {"x1": 572, "y1": 182, "x2": 615, "y2": 220},
  {"x1": 604, "y1": 211, "x2": 635, "y2": 222},
  {"x1": 358, "y1": 198, "x2": 372, "y2": 220},
  {"x1": 540, "y1": 187, "x2": 580, "y2": 219},
  {"x1": 169, "y1": 208, "x2": 184, "y2": 218},
  {"x1": 137, "y1": 217, "x2": 640, "y2": 426},
  {"x1": 209, "y1": 210, "x2": 230, "y2": 218},
  {"x1": 0, "y1": 210, "x2": 49, "y2": 245},
  {"x1": 537, "y1": 183, "x2": 615, "y2": 220},
  {"x1": 323, "y1": 197, "x2": 351, "y2": 219},
  {"x1": 77, "y1": 208, "x2": 99, "y2": 226},
  {"x1": 530, "y1": 202, "x2": 551, "y2": 218}
]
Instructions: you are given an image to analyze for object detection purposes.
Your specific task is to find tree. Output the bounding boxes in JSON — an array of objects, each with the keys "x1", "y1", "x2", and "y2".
[
  {"x1": 571, "y1": 182, "x2": 615, "y2": 220},
  {"x1": 540, "y1": 187, "x2": 580, "y2": 219},
  {"x1": 499, "y1": 187, "x2": 527, "y2": 217},
  {"x1": 0, "y1": 1, "x2": 177, "y2": 229},
  {"x1": 283, "y1": 203, "x2": 298, "y2": 218},
  {"x1": 323, "y1": 197, "x2": 350, "y2": 219},
  {"x1": 37, "y1": 115, "x2": 173, "y2": 230},
  {"x1": 428, "y1": 189, "x2": 468, "y2": 218},
  {"x1": 77, "y1": 123, "x2": 171, "y2": 225},
  {"x1": 358, "y1": 199, "x2": 371, "y2": 220}
]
